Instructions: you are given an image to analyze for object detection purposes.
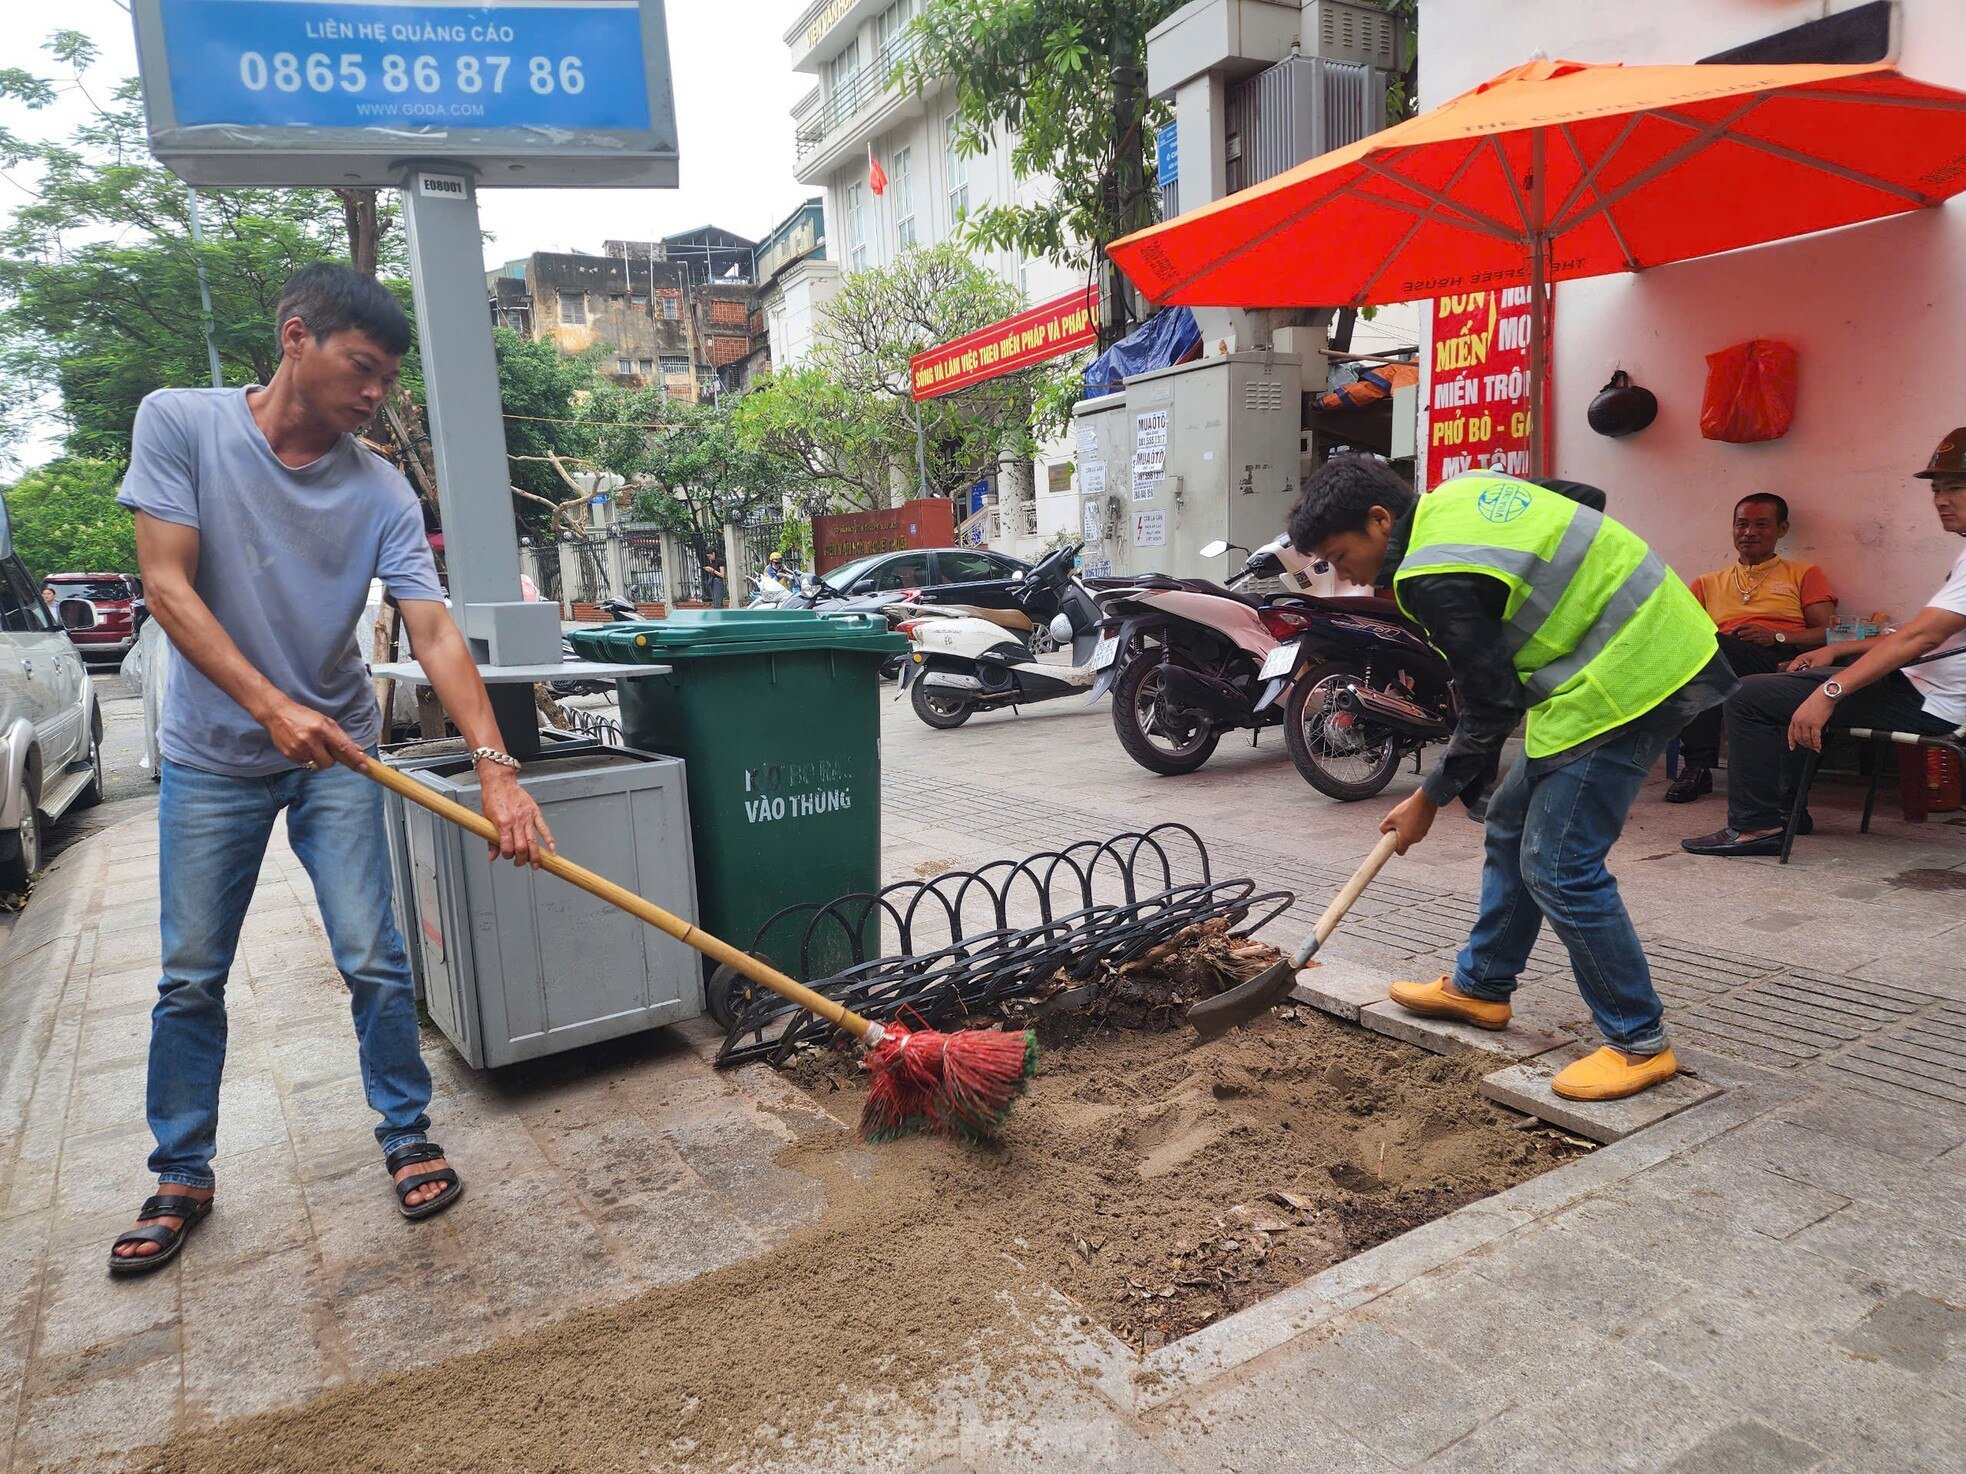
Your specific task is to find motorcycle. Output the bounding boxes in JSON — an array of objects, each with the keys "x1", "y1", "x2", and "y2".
[
  {"x1": 1085, "y1": 537, "x2": 1315, "y2": 775},
  {"x1": 1257, "y1": 581, "x2": 1458, "y2": 802},
  {"x1": 746, "y1": 569, "x2": 796, "y2": 608},
  {"x1": 896, "y1": 542, "x2": 1103, "y2": 729},
  {"x1": 1089, "y1": 537, "x2": 1458, "y2": 797}
]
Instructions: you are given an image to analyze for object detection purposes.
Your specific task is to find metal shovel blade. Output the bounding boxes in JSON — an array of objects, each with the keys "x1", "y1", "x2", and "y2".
[
  {"x1": 1184, "y1": 832, "x2": 1401, "y2": 1041},
  {"x1": 1185, "y1": 958, "x2": 1298, "y2": 1042}
]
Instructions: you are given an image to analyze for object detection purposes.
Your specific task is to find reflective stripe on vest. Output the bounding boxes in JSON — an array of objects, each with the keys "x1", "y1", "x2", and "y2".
[{"x1": 1394, "y1": 473, "x2": 1717, "y2": 758}]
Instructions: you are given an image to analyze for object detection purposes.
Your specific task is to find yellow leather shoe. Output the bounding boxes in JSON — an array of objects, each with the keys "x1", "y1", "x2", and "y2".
[
  {"x1": 1387, "y1": 975, "x2": 1512, "y2": 1031},
  {"x1": 1550, "y1": 1047, "x2": 1679, "y2": 1101}
]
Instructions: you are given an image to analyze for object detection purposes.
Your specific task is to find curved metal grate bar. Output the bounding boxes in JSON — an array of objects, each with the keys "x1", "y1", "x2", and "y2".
[{"x1": 716, "y1": 827, "x2": 1289, "y2": 1067}]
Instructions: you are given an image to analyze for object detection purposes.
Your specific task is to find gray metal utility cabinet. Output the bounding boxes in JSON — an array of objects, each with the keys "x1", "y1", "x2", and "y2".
[{"x1": 396, "y1": 743, "x2": 699, "y2": 1068}]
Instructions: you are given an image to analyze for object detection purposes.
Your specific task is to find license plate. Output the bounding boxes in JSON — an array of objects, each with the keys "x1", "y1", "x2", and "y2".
[
  {"x1": 1090, "y1": 635, "x2": 1119, "y2": 670},
  {"x1": 1259, "y1": 640, "x2": 1300, "y2": 680}
]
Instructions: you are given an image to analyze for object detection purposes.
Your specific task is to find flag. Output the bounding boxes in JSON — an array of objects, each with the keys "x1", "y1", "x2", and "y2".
[{"x1": 868, "y1": 145, "x2": 888, "y2": 197}]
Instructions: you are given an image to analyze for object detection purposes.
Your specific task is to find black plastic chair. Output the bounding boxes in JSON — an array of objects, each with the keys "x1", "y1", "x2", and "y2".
[{"x1": 1780, "y1": 717, "x2": 1966, "y2": 863}]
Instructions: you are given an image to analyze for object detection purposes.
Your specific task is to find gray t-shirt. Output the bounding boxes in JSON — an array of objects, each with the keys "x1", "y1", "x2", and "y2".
[{"x1": 117, "y1": 386, "x2": 443, "y2": 776}]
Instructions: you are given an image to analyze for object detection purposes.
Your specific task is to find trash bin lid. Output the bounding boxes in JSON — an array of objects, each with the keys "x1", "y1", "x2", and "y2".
[{"x1": 568, "y1": 609, "x2": 905, "y2": 662}]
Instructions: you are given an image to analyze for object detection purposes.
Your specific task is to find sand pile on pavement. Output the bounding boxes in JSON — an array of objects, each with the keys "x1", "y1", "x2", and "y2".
[{"x1": 139, "y1": 1012, "x2": 1582, "y2": 1474}]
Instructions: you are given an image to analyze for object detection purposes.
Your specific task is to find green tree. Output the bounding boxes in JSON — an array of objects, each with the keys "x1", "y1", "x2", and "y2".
[
  {"x1": 1, "y1": 459, "x2": 135, "y2": 579},
  {"x1": 0, "y1": 32, "x2": 401, "y2": 464},
  {"x1": 483, "y1": 327, "x2": 601, "y2": 520},
  {"x1": 577, "y1": 386, "x2": 795, "y2": 554},
  {"x1": 737, "y1": 242, "x2": 1053, "y2": 511},
  {"x1": 908, "y1": 0, "x2": 1183, "y2": 346}
]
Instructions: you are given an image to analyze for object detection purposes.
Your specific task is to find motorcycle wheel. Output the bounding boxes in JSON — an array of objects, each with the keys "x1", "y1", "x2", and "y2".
[
  {"x1": 1112, "y1": 655, "x2": 1220, "y2": 776},
  {"x1": 1285, "y1": 661, "x2": 1403, "y2": 800},
  {"x1": 910, "y1": 679, "x2": 974, "y2": 730}
]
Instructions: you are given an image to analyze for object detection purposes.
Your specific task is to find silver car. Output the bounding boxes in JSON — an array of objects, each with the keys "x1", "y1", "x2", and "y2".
[{"x1": 0, "y1": 495, "x2": 103, "y2": 890}]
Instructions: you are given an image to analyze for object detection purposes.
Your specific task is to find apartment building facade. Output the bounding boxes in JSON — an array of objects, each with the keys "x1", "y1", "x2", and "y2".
[
  {"x1": 784, "y1": 0, "x2": 1089, "y2": 552},
  {"x1": 487, "y1": 228, "x2": 762, "y2": 402}
]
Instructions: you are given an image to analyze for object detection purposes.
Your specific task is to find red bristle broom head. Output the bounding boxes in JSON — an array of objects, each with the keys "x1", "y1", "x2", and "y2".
[{"x1": 858, "y1": 1024, "x2": 1038, "y2": 1142}]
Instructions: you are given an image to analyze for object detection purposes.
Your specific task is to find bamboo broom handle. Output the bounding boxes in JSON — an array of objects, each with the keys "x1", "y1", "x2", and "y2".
[{"x1": 355, "y1": 756, "x2": 879, "y2": 1041}]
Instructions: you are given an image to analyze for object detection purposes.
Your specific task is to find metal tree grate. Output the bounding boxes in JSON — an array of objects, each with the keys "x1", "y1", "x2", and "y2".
[{"x1": 715, "y1": 825, "x2": 1294, "y2": 1067}]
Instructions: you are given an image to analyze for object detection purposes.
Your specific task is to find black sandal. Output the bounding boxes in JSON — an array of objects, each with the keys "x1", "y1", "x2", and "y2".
[
  {"x1": 107, "y1": 1193, "x2": 212, "y2": 1277},
  {"x1": 386, "y1": 1142, "x2": 463, "y2": 1220}
]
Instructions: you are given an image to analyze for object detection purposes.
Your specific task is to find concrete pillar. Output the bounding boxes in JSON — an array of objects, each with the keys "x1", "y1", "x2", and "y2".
[
  {"x1": 603, "y1": 527, "x2": 629, "y2": 602},
  {"x1": 721, "y1": 521, "x2": 743, "y2": 609},
  {"x1": 658, "y1": 529, "x2": 686, "y2": 607},
  {"x1": 557, "y1": 538, "x2": 583, "y2": 614}
]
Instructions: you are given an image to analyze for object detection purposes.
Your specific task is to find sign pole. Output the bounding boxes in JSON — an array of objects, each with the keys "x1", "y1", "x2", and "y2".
[
  {"x1": 399, "y1": 165, "x2": 562, "y2": 756},
  {"x1": 185, "y1": 186, "x2": 224, "y2": 389}
]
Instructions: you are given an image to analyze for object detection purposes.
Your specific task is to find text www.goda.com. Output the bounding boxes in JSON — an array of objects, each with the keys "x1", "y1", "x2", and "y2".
[{"x1": 356, "y1": 100, "x2": 487, "y2": 118}]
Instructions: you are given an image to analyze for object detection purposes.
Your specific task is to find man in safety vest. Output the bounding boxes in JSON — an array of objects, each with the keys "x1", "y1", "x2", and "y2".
[{"x1": 1288, "y1": 458, "x2": 1736, "y2": 1101}]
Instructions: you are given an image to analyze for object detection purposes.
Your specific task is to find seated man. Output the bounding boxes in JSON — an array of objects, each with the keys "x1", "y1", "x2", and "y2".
[
  {"x1": 1684, "y1": 430, "x2": 1966, "y2": 856},
  {"x1": 1666, "y1": 493, "x2": 1838, "y2": 802}
]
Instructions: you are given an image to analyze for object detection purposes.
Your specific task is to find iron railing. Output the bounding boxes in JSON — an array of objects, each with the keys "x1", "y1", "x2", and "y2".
[{"x1": 795, "y1": 29, "x2": 924, "y2": 164}]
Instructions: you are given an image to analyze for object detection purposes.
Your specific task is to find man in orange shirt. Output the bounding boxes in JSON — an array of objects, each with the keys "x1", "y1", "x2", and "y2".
[{"x1": 1666, "y1": 493, "x2": 1838, "y2": 802}]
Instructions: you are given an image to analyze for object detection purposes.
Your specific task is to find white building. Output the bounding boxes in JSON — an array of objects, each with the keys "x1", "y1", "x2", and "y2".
[
  {"x1": 783, "y1": 0, "x2": 1090, "y2": 554},
  {"x1": 1420, "y1": 0, "x2": 1966, "y2": 621}
]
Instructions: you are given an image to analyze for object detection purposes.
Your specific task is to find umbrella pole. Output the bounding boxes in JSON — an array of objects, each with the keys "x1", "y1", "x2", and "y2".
[{"x1": 1528, "y1": 131, "x2": 1551, "y2": 478}]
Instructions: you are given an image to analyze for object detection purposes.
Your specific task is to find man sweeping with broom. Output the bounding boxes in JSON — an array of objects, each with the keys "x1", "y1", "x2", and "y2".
[{"x1": 1288, "y1": 459, "x2": 1734, "y2": 1101}]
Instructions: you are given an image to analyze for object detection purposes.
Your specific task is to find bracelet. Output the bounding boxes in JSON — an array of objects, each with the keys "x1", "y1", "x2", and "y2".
[{"x1": 471, "y1": 747, "x2": 522, "y2": 771}]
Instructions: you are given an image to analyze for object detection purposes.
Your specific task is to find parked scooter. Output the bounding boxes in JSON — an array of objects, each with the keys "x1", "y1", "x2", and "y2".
[
  {"x1": 1257, "y1": 579, "x2": 1458, "y2": 801},
  {"x1": 1086, "y1": 537, "x2": 1315, "y2": 775},
  {"x1": 897, "y1": 542, "x2": 1102, "y2": 728},
  {"x1": 1086, "y1": 535, "x2": 1459, "y2": 797},
  {"x1": 746, "y1": 569, "x2": 796, "y2": 608}
]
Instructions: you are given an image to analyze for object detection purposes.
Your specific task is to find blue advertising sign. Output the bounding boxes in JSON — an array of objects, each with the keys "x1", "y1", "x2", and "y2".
[
  {"x1": 1156, "y1": 124, "x2": 1178, "y2": 187},
  {"x1": 158, "y1": 0, "x2": 650, "y2": 132}
]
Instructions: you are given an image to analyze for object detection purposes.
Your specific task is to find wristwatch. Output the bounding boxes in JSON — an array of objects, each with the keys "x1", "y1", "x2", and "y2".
[
  {"x1": 1774, "y1": 631, "x2": 1788, "y2": 645},
  {"x1": 471, "y1": 747, "x2": 522, "y2": 771},
  {"x1": 1821, "y1": 679, "x2": 1845, "y2": 702}
]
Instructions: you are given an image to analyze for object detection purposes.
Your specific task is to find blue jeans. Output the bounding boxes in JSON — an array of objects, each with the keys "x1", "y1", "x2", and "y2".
[
  {"x1": 1450, "y1": 726, "x2": 1672, "y2": 1055},
  {"x1": 148, "y1": 755, "x2": 430, "y2": 1189}
]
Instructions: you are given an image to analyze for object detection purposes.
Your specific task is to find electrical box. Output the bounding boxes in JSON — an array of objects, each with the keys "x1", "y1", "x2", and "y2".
[
  {"x1": 1121, "y1": 352, "x2": 1305, "y2": 579},
  {"x1": 396, "y1": 741, "x2": 700, "y2": 1069},
  {"x1": 1070, "y1": 393, "x2": 1136, "y2": 578}
]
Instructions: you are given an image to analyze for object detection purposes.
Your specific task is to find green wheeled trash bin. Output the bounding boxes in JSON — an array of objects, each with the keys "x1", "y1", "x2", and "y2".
[{"x1": 569, "y1": 610, "x2": 906, "y2": 1022}]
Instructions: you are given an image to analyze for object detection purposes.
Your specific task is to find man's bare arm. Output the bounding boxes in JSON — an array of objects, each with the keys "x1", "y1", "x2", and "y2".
[
  {"x1": 133, "y1": 511, "x2": 364, "y2": 769},
  {"x1": 396, "y1": 599, "x2": 555, "y2": 865}
]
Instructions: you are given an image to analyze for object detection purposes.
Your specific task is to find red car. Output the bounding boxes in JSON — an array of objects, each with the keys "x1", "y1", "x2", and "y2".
[{"x1": 41, "y1": 572, "x2": 145, "y2": 660}]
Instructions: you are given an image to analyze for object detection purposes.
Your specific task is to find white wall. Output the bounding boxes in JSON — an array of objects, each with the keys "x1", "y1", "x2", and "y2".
[{"x1": 1420, "y1": 0, "x2": 1966, "y2": 620}]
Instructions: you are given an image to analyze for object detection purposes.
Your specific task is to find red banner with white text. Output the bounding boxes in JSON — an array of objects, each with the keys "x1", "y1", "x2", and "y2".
[{"x1": 910, "y1": 286, "x2": 1100, "y2": 401}]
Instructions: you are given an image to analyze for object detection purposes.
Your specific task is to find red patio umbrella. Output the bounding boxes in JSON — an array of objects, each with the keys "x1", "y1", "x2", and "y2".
[{"x1": 1107, "y1": 57, "x2": 1966, "y2": 474}]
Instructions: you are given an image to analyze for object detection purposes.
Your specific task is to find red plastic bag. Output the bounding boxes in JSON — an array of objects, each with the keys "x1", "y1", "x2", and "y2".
[{"x1": 1700, "y1": 339, "x2": 1798, "y2": 443}]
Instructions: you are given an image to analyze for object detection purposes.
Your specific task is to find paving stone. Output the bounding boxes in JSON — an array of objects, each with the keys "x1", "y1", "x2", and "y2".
[
  {"x1": 181, "y1": 1244, "x2": 344, "y2": 1424},
  {"x1": 1835, "y1": 1292, "x2": 1966, "y2": 1378},
  {"x1": 1357, "y1": 998, "x2": 1572, "y2": 1061},
  {"x1": 1241, "y1": 1318, "x2": 1512, "y2": 1467},
  {"x1": 1623, "y1": 1295, "x2": 1966, "y2": 1464},
  {"x1": 1629, "y1": 1151, "x2": 1849, "y2": 1240},
  {"x1": 1478, "y1": 1044, "x2": 1723, "y2": 1143},
  {"x1": 1147, "y1": 1367, "x2": 1398, "y2": 1472},
  {"x1": 1290, "y1": 957, "x2": 1392, "y2": 1022},
  {"x1": 12, "y1": 1350, "x2": 183, "y2": 1470},
  {"x1": 1659, "y1": 1420, "x2": 1826, "y2": 1474},
  {"x1": 1789, "y1": 1200, "x2": 1966, "y2": 1306},
  {"x1": 1776, "y1": 1084, "x2": 1966, "y2": 1163},
  {"x1": 1464, "y1": 1220, "x2": 1695, "y2": 1331}
]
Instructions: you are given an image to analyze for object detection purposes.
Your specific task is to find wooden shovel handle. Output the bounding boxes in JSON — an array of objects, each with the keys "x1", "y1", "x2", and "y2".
[
  {"x1": 354, "y1": 756, "x2": 877, "y2": 1041},
  {"x1": 1295, "y1": 830, "x2": 1400, "y2": 965}
]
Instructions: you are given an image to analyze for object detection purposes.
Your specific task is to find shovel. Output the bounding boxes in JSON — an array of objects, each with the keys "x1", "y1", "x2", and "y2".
[{"x1": 1186, "y1": 831, "x2": 1401, "y2": 1040}]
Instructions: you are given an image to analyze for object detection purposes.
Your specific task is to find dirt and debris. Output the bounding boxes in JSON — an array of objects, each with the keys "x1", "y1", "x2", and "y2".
[
  {"x1": 140, "y1": 1000, "x2": 1584, "y2": 1474},
  {"x1": 1081, "y1": 917, "x2": 1284, "y2": 1031}
]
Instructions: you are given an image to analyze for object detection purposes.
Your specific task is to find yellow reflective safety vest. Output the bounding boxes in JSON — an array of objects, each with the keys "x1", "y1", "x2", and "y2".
[{"x1": 1393, "y1": 473, "x2": 1717, "y2": 759}]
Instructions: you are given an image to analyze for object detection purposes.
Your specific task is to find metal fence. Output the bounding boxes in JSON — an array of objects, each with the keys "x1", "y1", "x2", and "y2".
[{"x1": 736, "y1": 511, "x2": 788, "y2": 582}]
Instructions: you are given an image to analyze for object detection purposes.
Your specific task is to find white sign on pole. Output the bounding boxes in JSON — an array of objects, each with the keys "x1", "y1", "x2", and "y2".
[
  {"x1": 1133, "y1": 510, "x2": 1167, "y2": 548},
  {"x1": 1080, "y1": 459, "x2": 1106, "y2": 494},
  {"x1": 1081, "y1": 500, "x2": 1104, "y2": 547}
]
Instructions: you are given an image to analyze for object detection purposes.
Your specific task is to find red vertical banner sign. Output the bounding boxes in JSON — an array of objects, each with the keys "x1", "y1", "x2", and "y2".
[{"x1": 1422, "y1": 287, "x2": 1543, "y2": 488}]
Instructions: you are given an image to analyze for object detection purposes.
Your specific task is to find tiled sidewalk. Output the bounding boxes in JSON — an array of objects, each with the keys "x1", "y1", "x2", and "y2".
[{"x1": 2, "y1": 698, "x2": 1963, "y2": 1470}]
